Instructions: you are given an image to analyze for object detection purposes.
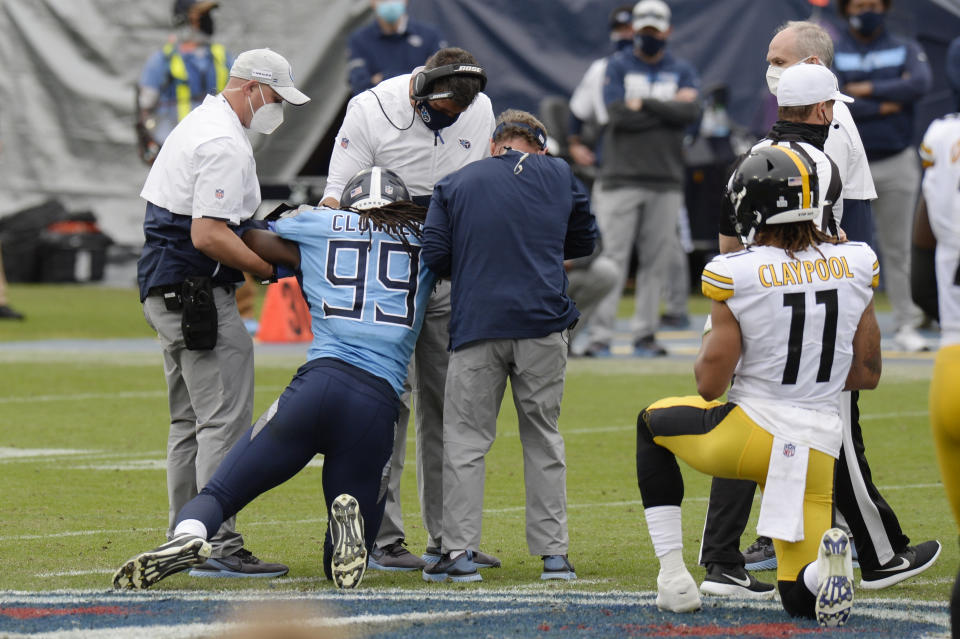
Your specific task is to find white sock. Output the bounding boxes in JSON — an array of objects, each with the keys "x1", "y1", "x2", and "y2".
[
  {"x1": 644, "y1": 505, "x2": 683, "y2": 558},
  {"x1": 802, "y1": 562, "x2": 819, "y2": 594},
  {"x1": 173, "y1": 519, "x2": 207, "y2": 540}
]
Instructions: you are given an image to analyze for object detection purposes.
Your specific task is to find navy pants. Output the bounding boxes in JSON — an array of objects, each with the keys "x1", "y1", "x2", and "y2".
[{"x1": 176, "y1": 357, "x2": 399, "y2": 574}]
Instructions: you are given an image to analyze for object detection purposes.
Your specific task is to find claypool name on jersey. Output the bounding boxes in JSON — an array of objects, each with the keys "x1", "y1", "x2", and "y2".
[{"x1": 703, "y1": 249, "x2": 880, "y2": 300}]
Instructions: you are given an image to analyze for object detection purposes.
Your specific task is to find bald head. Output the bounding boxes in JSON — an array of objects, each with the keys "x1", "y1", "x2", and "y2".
[{"x1": 767, "y1": 21, "x2": 835, "y2": 69}]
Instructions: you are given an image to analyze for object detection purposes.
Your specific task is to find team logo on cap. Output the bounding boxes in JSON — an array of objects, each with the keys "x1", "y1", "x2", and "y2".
[
  {"x1": 459, "y1": 139, "x2": 471, "y2": 149},
  {"x1": 251, "y1": 69, "x2": 273, "y2": 83},
  {"x1": 215, "y1": 189, "x2": 224, "y2": 200}
]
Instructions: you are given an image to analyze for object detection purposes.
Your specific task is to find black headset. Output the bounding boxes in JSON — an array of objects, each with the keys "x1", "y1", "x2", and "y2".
[{"x1": 411, "y1": 63, "x2": 487, "y2": 101}]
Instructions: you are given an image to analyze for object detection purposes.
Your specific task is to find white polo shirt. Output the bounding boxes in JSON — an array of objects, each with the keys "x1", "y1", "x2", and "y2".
[
  {"x1": 825, "y1": 101, "x2": 876, "y2": 202},
  {"x1": 322, "y1": 72, "x2": 495, "y2": 202},
  {"x1": 141, "y1": 94, "x2": 260, "y2": 225}
]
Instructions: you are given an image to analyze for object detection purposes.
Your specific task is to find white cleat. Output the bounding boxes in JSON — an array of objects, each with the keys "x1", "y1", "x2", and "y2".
[
  {"x1": 815, "y1": 527, "x2": 855, "y2": 627},
  {"x1": 656, "y1": 568, "x2": 702, "y2": 613},
  {"x1": 330, "y1": 493, "x2": 367, "y2": 589},
  {"x1": 112, "y1": 534, "x2": 211, "y2": 590}
]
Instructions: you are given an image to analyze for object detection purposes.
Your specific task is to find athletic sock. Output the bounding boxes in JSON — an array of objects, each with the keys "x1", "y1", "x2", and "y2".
[
  {"x1": 645, "y1": 505, "x2": 683, "y2": 559},
  {"x1": 802, "y1": 562, "x2": 819, "y2": 594},
  {"x1": 173, "y1": 518, "x2": 207, "y2": 540}
]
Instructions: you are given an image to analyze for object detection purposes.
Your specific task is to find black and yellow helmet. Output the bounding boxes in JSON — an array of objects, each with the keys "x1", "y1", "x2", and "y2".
[{"x1": 728, "y1": 144, "x2": 820, "y2": 242}]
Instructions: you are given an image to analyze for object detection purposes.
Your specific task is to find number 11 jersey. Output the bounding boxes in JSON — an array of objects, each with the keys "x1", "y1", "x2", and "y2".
[{"x1": 701, "y1": 241, "x2": 878, "y2": 456}]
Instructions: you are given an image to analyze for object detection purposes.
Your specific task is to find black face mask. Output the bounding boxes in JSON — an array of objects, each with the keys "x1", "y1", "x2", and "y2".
[
  {"x1": 849, "y1": 11, "x2": 884, "y2": 37},
  {"x1": 416, "y1": 101, "x2": 459, "y2": 131},
  {"x1": 198, "y1": 12, "x2": 214, "y2": 36},
  {"x1": 635, "y1": 33, "x2": 666, "y2": 57},
  {"x1": 612, "y1": 37, "x2": 634, "y2": 53}
]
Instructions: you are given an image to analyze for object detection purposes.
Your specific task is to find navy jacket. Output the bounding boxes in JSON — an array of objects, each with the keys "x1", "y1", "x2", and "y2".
[
  {"x1": 834, "y1": 29, "x2": 932, "y2": 158},
  {"x1": 347, "y1": 19, "x2": 445, "y2": 96},
  {"x1": 423, "y1": 150, "x2": 598, "y2": 350}
]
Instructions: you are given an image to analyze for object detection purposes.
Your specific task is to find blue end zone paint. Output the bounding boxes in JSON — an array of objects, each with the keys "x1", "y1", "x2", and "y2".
[{"x1": 0, "y1": 589, "x2": 948, "y2": 638}]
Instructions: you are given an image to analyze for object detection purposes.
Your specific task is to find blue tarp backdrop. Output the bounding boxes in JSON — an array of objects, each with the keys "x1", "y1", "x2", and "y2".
[{"x1": 411, "y1": 0, "x2": 960, "y2": 138}]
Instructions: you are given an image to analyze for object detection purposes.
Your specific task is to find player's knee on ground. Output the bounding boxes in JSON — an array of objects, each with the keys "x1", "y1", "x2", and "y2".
[{"x1": 779, "y1": 568, "x2": 816, "y2": 619}]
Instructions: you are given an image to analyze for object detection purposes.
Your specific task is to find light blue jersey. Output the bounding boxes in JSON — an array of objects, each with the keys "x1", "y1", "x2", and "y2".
[{"x1": 274, "y1": 207, "x2": 436, "y2": 397}]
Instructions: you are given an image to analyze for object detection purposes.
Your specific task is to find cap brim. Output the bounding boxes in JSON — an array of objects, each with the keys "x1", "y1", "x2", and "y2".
[
  {"x1": 832, "y1": 90, "x2": 854, "y2": 103},
  {"x1": 275, "y1": 85, "x2": 310, "y2": 106},
  {"x1": 193, "y1": 1, "x2": 219, "y2": 12},
  {"x1": 633, "y1": 19, "x2": 669, "y2": 32}
]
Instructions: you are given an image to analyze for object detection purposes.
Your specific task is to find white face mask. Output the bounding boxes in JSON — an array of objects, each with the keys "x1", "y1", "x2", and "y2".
[
  {"x1": 247, "y1": 85, "x2": 283, "y2": 134},
  {"x1": 765, "y1": 55, "x2": 814, "y2": 95}
]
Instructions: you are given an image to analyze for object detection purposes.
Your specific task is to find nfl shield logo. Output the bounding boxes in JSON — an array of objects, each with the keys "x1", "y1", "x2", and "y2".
[
  {"x1": 215, "y1": 189, "x2": 224, "y2": 199},
  {"x1": 340, "y1": 137, "x2": 350, "y2": 149},
  {"x1": 459, "y1": 138, "x2": 471, "y2": 149},
  {"x1": 783, "y1": 443, "x2": 796, "y2": 457}
]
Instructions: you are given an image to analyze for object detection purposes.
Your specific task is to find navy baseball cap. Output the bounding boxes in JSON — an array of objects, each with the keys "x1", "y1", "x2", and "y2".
[{"x1": 609, "y1": 5, "x2": 634, "y2": 29}]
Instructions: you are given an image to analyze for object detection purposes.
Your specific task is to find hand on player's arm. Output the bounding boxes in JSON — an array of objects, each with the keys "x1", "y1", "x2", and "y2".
[
  {"x1": 694, "y1": 300, "x2": 741, "y2": 401},
  {"x1": 242, "y1": 229, "x2": 301, "y2": 271},
  {"x1": 191, "y1": 217, "x2": 274, "y2": 280}
]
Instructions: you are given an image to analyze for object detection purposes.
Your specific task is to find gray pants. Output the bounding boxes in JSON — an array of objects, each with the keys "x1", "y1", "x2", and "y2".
[
  {"x1": 869, "y1": 147, "x2": 923, "y2": 331},
  {"x1": 567, "y1": 255, "x2": 619, "y2": 345},
  {"x1": 441, "y1": 332, "x2": 570, "y2": 556},
  {"x1": 376, "y1": 280, "x2": 450, "y2": 550},
  {"x1": 143, "y1": 285, "x2": 253, "y2": 558},
  {"x1": 590, "y1": 185, "x2": 684, "y2": 344}
]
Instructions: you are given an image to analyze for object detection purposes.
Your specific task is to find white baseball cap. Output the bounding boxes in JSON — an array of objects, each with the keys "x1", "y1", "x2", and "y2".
[
  {"x1": 632, "y1": 0, "x2": 670, "y2": 32},
  {"x1": 777, "y1": 63, "x2": 853, "y2": 107},
  {"x1": 230, "y1": 48, "x2": 310, "y2": 105}
]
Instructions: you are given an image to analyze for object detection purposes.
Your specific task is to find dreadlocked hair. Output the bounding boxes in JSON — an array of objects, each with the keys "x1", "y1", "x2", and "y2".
[
  {"x1": 755, "y1": 220, "x2": 838, "y2": 261},
  {"x1": 344, "y1": 201, "x2": 427, "y2": 257}
]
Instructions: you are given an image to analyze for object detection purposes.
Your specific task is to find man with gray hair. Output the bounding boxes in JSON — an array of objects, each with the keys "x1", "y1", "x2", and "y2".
[{"x1": 700, "y1": 21, "x2": 940, "y2": 599}]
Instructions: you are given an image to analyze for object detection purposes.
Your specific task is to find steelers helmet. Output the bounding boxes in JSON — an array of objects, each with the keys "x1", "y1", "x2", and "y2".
[
  {"x1": 728, "y1": 144, "x2": 820, "y2": 242},
  {"x1": 339, "y1": 167, "x2": 410, "y2": 211}
]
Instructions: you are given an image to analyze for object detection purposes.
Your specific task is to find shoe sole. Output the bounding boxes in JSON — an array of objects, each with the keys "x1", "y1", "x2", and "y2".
[
  {"x1": 541, "y1": 570, "x2": 577, "y2": 581},
  {"x1": 744, "y1": 557, "x2": 778, "y2": 571},
  {"x1": 367, "y1": 558, "x2": 425, "y2": 572},
  {"x1": 421, "y1": 569, "x2": 483, "y2": 583},
  {"x1": 699, "y1": 580, "x2": 777, "y2": 600},
  {"x1": 187, "y1": 561, "x2": 289, "y2": 578},
  {"x1": 816, "y1": 529, "x2": 854, "y2": 627},
  {"x1": 330, "y1": 494, "x2": 366, "y2": 589},
  {"x1": 113, "y1": 537, "x2": 211, "y2": 590},
  {"x1": 859, "y1": 542, "x2": 942, "y2": 590}
]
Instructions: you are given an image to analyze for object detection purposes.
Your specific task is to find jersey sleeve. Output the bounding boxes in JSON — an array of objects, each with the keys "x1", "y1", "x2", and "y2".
[
  {"x1": 919, "y1": 120, "x2": 940, "y2": 169},
  {"x1": 192, "y1": 137, "x2": 248, "y2": 224},
  {"x1": 701, "y1": 256, "x2": 735, "y2": 301}
]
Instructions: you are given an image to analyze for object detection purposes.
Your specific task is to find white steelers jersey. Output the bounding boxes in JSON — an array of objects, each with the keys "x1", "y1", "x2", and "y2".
[
  {"x1": 702, "y1": 241, "x2": 878, "y2": 455},
  {"x1": 919, "y1": 113, "x2": 960, "y2": 347}
]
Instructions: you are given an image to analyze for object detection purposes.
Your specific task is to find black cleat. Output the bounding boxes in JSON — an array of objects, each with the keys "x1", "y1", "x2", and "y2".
[
  {"x1": 699, "y1": 562, "x2": 776, "y2": 599},
  {"x1": 860, "y1": 540, "x2": 942, "y2": 590}
]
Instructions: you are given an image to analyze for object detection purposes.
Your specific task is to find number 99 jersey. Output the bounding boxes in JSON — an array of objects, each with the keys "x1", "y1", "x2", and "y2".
[
  {"x1": 274, "y1": 206, "x2": 437, "y2": 397},
  {"x1": 701, "y1": 241, "x2": 878, "y2": 454}
]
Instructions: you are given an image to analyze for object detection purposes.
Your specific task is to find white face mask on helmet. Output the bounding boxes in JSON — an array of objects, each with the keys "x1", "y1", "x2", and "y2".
[
  {"x1": 765, "y1": 55, "x2": 814, "y2": 95},
  {"x1": 247, "y1": 84, "x2": 283, "y2": 134}
]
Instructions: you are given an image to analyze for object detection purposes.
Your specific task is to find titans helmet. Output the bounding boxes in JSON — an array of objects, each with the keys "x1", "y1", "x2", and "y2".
[
  {"x1": 339, "y1": 167, "x2": 411, "y2": 211},
  {"x1": 728, "y1": 144, "x2": 820, "y2": 242}
]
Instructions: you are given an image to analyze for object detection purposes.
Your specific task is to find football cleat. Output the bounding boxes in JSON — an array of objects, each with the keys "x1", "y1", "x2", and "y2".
[
  {"x1": 112, "y1": 534, "x2": 211, "y2": 590},
  {"x1": 815, "y1": 528, "x2": 854, "y2": 627},
  {"x1": 329, "y1": 494, "x2": 367, "y2": 589}
]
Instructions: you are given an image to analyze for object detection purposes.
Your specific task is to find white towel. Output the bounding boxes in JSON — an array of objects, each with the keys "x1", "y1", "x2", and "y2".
[{"x1": 756, "y1": 436, "x2": 809, "y2": 542}]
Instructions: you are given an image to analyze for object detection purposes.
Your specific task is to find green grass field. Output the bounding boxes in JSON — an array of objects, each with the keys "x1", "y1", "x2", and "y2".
[{"x1": 0, "y1": 284, "x2": 951, "y2": 608}]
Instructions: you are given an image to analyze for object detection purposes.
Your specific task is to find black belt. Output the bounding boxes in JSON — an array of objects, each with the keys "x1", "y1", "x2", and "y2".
[{"x1": 147, "y1": 282, "x2": 234, "y2": 297}]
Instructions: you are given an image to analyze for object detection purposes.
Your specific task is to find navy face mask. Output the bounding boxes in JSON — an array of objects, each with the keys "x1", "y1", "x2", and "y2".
[
  {"x1": 416, "y1": 101, "x2": 460, "y2": 131},
  {"x1": 635, "y1": 33, "x2": 666, "y2": 57},
  {"x1": 850, "y1": 11, "x2": 885, "y2": 37},
  {"x1": 198, "y1": 12, "x2": 214, "y2": 36}
]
